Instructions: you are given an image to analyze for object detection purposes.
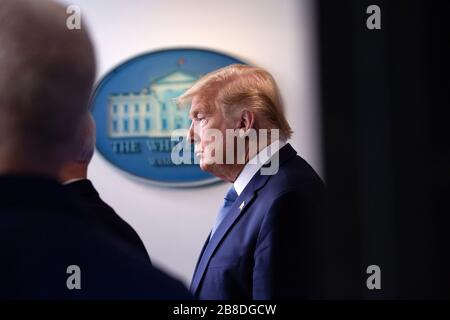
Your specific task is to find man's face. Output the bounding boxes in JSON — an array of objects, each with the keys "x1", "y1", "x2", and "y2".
[{"x1": 188, "y1": 96, "x2": 233, "y2": 175}]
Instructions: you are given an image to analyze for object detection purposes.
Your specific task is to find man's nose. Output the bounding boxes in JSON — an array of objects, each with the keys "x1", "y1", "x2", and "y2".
[{"x1": 187, "y1": 121, "x2": 196, "y2": 144}]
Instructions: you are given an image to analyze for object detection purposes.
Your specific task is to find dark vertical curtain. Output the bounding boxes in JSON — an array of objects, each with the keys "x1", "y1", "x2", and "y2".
[{"x1": 317, "y1": 0, "x2": 450, "y2": 299}]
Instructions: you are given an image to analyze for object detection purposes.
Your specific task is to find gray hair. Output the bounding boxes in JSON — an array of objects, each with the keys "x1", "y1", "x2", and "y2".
[{"x1": 0, "y1": 0, "x2": 96, "y2": 165}]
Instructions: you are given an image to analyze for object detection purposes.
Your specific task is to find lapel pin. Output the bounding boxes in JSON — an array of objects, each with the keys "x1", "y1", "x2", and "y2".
[{"x1": 239, "y1": 201, "x2": 245, "y2": 211}]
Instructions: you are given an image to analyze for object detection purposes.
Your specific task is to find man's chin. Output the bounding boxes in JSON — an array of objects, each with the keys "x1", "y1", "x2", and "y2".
[
  {"x1": 199, "y1": 159, "x2": 217, "y2": 175},
  {"x1": 199, "y1": 160, "x2": 212, "y2": 172}
]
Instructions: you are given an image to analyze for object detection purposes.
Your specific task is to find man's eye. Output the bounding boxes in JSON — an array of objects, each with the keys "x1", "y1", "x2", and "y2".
[{"x1": 196, "y1": 117, "x2": 206, "y2": 124}]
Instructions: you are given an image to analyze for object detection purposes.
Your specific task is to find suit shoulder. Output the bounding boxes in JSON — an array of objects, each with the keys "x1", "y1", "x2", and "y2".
[{"x1": 265, "y1": 155, "x2": 324, "y2": 197}]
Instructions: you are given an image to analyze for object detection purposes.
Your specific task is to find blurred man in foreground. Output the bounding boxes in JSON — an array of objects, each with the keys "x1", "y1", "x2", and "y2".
[{"x1": 0, "y1": 0, "x2": 190, "y2": 299}]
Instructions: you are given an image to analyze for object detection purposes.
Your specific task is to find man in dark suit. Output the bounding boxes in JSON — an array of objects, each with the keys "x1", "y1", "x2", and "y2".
[
  {"x1": 60, "y1": 114, "x2": 150, "y2": 263},
  {"x1": 0, "y1": 0, "x2": 190, "y2": 299},
  {"x1": 178, "y1": 64, "x2": 325, "y2": 299}
]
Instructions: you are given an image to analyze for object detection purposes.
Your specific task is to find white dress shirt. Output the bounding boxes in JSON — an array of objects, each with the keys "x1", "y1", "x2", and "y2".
[{"x1": 233, "y1": 140, "x2": 287, "y2": 196}]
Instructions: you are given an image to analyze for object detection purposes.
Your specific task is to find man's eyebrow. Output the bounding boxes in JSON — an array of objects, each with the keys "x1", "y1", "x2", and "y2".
[{"x1": 189, "y1": 106, "x2": 207, "y2": 118}]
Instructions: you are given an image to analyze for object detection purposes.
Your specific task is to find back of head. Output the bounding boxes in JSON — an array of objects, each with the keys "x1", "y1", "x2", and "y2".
[
  {"x1": 75, "y1": 113, "x2": 95, "y2": 165},
  {"x1": 74, "y1": 112, "x2": 96, "y2": 164},
  {"x1": 58, "y1": 112, "x2": 96, "y2": 182},
  {"x1": 0, "y1": 0, "x2": 96, "y2": 171}
]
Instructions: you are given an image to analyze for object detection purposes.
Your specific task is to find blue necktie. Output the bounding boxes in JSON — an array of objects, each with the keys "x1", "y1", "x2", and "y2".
[{"x1": 210, "y1": 185, "x2": 238, "y2": 239}]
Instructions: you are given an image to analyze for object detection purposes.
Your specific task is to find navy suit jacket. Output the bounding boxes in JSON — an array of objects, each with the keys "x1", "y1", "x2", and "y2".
[
  {"x1": 191, "y1": 144, "x2": 324, "y2": 300},
  {"x1": 64, "y1": 179, "x2": 150, "y2": 263},
  {"x1": 0, "y1": 175, "x2": 191, "y2": 299}
]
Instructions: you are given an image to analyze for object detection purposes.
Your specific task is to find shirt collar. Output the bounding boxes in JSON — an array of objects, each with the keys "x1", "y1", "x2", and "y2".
[
  {"x1": 233, "y1": 140, "x2": 287, "y2": 196},
  {"x1": 62, "y1": 178, "x2": 86, "y2": 186}
]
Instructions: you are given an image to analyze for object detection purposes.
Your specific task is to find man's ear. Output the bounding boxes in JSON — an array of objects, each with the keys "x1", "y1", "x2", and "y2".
[{"x1": 237, "y1": 110, "x2": 255, "y2": 134}]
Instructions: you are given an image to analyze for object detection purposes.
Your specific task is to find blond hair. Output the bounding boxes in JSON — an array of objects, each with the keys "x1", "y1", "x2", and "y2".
[{"x1": 178, "y1": 64, "x2": 292, "y2": 140}]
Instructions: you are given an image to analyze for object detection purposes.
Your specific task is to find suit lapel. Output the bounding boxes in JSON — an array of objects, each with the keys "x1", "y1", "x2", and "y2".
[
  {"x1": 189, "y1": 232, "x2": 210, "y2": 291},
  {"x1": 190, "y1": 174, "x2": 270, "y2": 295}
]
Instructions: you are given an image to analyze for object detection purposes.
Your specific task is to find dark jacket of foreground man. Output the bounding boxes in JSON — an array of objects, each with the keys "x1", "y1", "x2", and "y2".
[
  {"x1": 0, "y1": 175, "x2": 191, "y2": 299},
  {"x1": 64, "y1": 179, "x2": 150, "y2": 264}
]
